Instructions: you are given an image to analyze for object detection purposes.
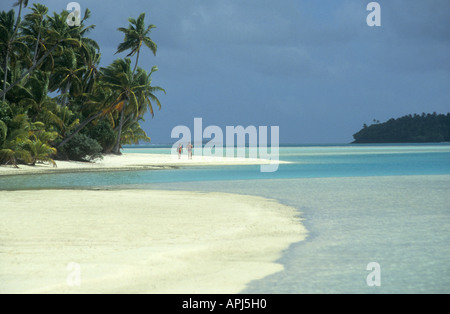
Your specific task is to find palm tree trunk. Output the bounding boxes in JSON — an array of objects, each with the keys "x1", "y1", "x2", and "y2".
[
  {"x1": 61, "y1": 81, "x2": 71, "y2": 108},
  {"x1": 13, "y1": 4, "x2": 23, "y2": 37},
  {"x1": 0, "y1": 43, "x2": 58, "y2": 99},
  {"x1": 32, "y1": 31, "x2": 41, "y2": 66},
  {"x1": 2, "y1": 50, "x2": 9, "y2": 102},
  {"x1": 57, "y1": 111, "x2": 103, "y2": 149},
  {"x1": 113, "y1": 109, "x2": 125, "y2": 154},
  {"x1": 133, "y1": 49, "x2": 140, "y2": 74},
  {"x1": 23, "y1": 30, "x2": 41, "y2": 87},
  {"x1": 114, "y1": 115, "x2": 132, "y2": 132}
]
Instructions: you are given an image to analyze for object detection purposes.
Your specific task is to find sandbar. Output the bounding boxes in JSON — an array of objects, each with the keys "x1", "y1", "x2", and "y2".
[
  {"x1": 0, "y1": 189, "x2": 306, "y2": 294},
  {"x1": 0, "y1": 153, "x2": 287, "y2": 176}
]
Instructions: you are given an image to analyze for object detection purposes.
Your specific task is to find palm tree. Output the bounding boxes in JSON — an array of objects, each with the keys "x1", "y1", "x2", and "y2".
[
  {"x1": 21, "y1": 3, "x2": 48, "y2": 67},
  {"x1": 100, "y1": 58, "x2": 142, "y2": 154},
  {"x1": 135, "y1": 66, "x2": 165, "y2": 119},
  {"x1": 26, "y1": 128, "x2": 58, "y2": 167},
  {"x1": 116, "y1": 13, "x2": 157, "y2": 74},
  {"x1": 42, "y1": 105, "x2": 79, "y2": 140},
  {"x1": 19, "y1": 70, "x2": 54, "y2": 121},
  {"x1": 77, "y1": 36, "x2": 101, "y2": 95},
  {"x1": 0, "y1": 10, "x2": 84, "y2": 100},
  {"x1": 116, "y1": 66, "x2": 164, "y2": 130},
  {"x1": 50, "y1": 10, "x2": 99, "y2": 108},
  {"x1": 0, "y1": 9, "x2": 29, "y2": 102},
  {"x1": 0, "y1": 114, "x2": 32, "y2": 167},
  {"x1": 0, "y1": 0, "x2": 30, "y2": 102},
  {"x1": 121, "y1": 118, "x2": 151, "y2": 145},
  {"x1": 50, "y1": 49, "x2": 85, "y2": 106},
  {"x1": 12, "y1": 0, "x2": 29, "y2": 35},
  {"x1": 55, "y1": 85, "x2": 112, "y2": 149},
  {"x1": 0, "y1": 114, "x2": 59, "y2": 167}
]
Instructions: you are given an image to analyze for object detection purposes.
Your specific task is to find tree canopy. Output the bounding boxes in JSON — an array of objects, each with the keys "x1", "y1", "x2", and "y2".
[
  {"x1": 0, "y1": 2, "x2": 165, "y2": 166},
  {"x1": 352, "y1": 113, "x2": 450, "y2": 144}
]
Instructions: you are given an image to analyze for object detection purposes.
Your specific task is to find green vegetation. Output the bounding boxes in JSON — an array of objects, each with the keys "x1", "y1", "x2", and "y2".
[
  {"x1": 0, "y1": 2, "x2": 165, "y2": 167},
  {"x1": 353, "y1": 113, "x2": 450, "y2": 144}
]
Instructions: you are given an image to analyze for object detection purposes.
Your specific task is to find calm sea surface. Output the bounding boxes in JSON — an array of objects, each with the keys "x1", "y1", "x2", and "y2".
[{"x1": 1, "y1": 144, "x2": 449, "y2": 293}]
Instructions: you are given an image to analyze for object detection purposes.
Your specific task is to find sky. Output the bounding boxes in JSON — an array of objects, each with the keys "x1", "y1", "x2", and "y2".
[{"x1": 1, "y1": 0, "x2": 449, "y2": 144}]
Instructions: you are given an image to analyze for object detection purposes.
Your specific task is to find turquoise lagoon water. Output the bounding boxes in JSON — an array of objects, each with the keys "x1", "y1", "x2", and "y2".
[
  {"x1": 1, "y1": 144, "x2": 449, "y2": 293},
  {"x1": 1, "y1": 144, "x2": 450, "y2": 190}
]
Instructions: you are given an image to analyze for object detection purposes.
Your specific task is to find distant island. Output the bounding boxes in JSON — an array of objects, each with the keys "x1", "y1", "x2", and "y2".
[{"x1": 352, "y1": 113, "x2": 450, "y2": 144}]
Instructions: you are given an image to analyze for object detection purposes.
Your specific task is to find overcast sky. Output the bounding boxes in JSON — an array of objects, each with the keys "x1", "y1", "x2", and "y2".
[{"x1": 2, "y1": 0, "x2": 449, "y2": 144}]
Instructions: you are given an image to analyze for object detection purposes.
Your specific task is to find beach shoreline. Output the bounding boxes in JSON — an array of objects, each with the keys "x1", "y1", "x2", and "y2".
[
  {"x1": 0, "y1": 152, "x2": 287, "y2": 177},
  {"x1": 0, "y1": 189, "x2": 306, "y2": 294}
]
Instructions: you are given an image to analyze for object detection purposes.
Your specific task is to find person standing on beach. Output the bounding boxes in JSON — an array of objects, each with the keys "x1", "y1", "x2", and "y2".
[
  {"x1": 178, "y1": 144, "x2": 183, "y2": 159},
  {"x1": 187, "y1": 143, "x2": 193, "y2": 160}
]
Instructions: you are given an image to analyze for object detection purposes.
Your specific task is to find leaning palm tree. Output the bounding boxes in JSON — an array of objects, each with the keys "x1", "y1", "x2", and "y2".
[
  {"x1": 116, "y1": 66, "x2": 164, "y2": 130},
  {"x1": 116, "y1": 13, "x2": 157, "y2": 74},
  {"x1": 78, "y1": 37, "x2": 101, "y2": 95},
  {"x1": 55, "y1": 85, "x2": 112, "y2": 149},
  {"x1": 100, "y1": 58, "x2": 142, "y2": 154}
]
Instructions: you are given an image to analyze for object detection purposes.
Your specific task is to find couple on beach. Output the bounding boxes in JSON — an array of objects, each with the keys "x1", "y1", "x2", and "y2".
[{"x1": 178, "y1": 143, "x2": 193, "y2": 160}]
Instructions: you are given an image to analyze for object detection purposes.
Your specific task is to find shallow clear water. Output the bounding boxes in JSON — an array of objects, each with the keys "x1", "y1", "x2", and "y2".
[
  {"x1": 149, "y1": 176, "x2": 450, "y2": 294},
  {"x1": 1, "y1": 144, "x2": 450, "y2": 190},
  {"x1": 1, "y1": 144, "x2": 449, "y2": 293}
]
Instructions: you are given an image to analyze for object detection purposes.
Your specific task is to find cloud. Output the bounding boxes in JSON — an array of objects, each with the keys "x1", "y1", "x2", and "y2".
[{"x1": 1, "y1": 0, "x2": 448, "y2": 143}]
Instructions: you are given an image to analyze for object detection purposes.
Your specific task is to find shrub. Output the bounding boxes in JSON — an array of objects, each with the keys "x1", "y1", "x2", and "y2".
[
  {"x1": 87, "y1": 120, "x2": 116, "y2": 153},
  {"x1": 0, "y1": 101, "x2": 12, "y2": 124},
  {"x1": 57, "y1": 133, "x2": 103, "y2": 162}
]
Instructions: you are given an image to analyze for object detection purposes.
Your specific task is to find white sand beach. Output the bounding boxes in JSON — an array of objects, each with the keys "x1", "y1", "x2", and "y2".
[
  {"x1": 0, "y1": 189, "x2": 306, "y2": 294},
  {"x1": 0, "y1": 153, "x2": 286, "y2": 176}
]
